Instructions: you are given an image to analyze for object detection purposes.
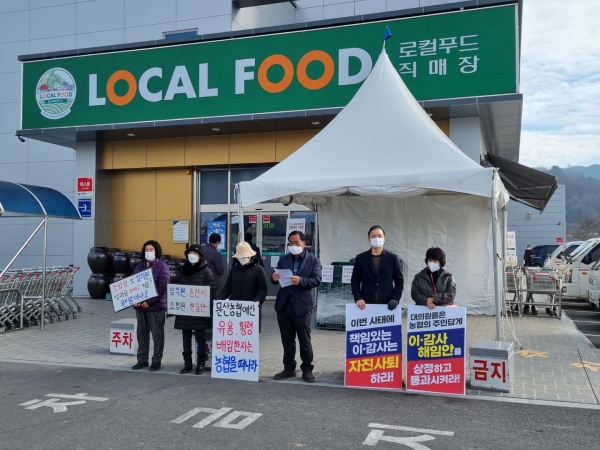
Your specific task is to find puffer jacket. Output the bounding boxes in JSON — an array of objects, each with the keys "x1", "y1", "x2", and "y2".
[
  {"x1": 217, "y1": 260, "x2": 267, "y2": 304},
  {"x1": 132, "y1": 260, "x2": 170, "y2": 312},
  {"x1": 411, "y1": 268, "x2": 456, "y2": 306},
  {"x1": 174, "y1": 260, "x2": 215, "y2": 331}
]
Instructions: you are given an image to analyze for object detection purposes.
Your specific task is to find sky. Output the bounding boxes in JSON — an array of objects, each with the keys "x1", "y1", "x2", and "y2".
[{"x1": 519, "y1": 0, "x2": 600, "y2": 168}]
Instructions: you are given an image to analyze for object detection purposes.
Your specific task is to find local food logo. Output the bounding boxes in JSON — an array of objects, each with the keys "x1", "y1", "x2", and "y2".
[{"x1": 36, "y1": 68, "x2": 76, "y2": 119}]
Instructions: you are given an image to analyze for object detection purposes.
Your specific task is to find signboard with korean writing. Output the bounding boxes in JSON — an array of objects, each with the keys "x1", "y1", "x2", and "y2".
[
  {"x1": 76, "y1": 176, "x2": 93, "y2": 197},
  {"x1": 167, "y1": 284, "x2": 210, "y2": 317},
  {"x1": 507, "y1": 231, "x2": 516, "y2": 250},
  {"x1": 211, "y1": 300, "x2": 259, "y2": 382},
  {"x1": 322, "y1": 265, "x2": 334, "y2": 283},
  {"x1": 470, "y1": 356, "x2": 511, "y2": 392},
  {"x1": 77, "y1": 198, "x2": 92, "y2": 218},
  {"x1": 342, "y1": 266, "x2": 353, "y2": 284},
  {"x1": 109, "y1": 269, "x2": 157, "y2": 313},
  {"x1": 345, "y1": 304, "x2": 402, "y2": 389},
  {"x1": 406, "y1": 305, "x2": 466, "y2": 395},
  {"x1": 110, "y1": 329, "x2": 137, "y2": 355},
  {"x1": 172, "y1": 220, "x2": 189, "y2": 244},
  {"x1": 22, "y1": 6, "x2": 518, "y2": 130}
]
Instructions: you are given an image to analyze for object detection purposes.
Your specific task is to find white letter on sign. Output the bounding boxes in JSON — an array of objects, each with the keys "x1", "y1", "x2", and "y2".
[
  {"x1": 89, "y1": 74, "x2": 106, "y2": 106},
  {"x1": 165, "y1": 65, "x2": 197, "y2": 100},
  {"x1": 199, "y1": 63, "x2": 218, "y2": 97},
  {"x1": 139, "y1": 67, "x2": 163, "y2": 102},
  {"x1": 235, "y1": 58, "x2": 255, "y2": 94},
  {"x1": 338, "y1": 48, "x2": 372, "y2": 86}
]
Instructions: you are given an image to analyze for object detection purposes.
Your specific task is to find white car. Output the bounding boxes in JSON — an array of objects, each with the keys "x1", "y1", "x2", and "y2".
[
  {"x1": 559, "y1": 238, "x2": 600, "y2": 299},
  {"x1": 544, "y1": 241, "x2": 584, "y2": 270},
  {"x1": 588, "y1": 260, "x2": 600, "y2": 308}
]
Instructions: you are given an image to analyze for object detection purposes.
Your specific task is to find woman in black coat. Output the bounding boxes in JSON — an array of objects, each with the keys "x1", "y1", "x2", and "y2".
[
  {"x1": 218, "y1": 242, "x2": 267, "y2": 304},
  {"x1": 175, "y1": 244, "x2": 215, "y2": 375}
]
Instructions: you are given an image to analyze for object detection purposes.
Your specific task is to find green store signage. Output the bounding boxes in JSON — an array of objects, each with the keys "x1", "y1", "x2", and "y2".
[{"x1": 22, "y1": 5, "x2": 517, "y2": 130}]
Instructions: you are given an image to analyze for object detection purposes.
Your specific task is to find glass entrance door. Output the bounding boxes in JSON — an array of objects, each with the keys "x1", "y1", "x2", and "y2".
[{"x1": 229, "y1": 212, "x2": 289, "y2": 297}]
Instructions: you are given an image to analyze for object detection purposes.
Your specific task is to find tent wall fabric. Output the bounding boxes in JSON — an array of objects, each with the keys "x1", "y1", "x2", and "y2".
[{"x1": 318, "y1": 195, "x2": 496, "y2": 315}]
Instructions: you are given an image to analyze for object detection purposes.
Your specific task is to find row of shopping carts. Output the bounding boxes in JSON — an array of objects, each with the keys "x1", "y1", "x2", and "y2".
[
  {"x1": 0, "y1": 266, "x2": 82, "y2": 331},
  {"x1": 505, "y1": 266, "x2": 562, "y2": 318}
]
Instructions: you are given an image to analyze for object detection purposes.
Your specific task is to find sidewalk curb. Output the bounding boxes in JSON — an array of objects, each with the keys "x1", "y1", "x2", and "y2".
[
  {"x1": 3, "y1": 358, "x2": 600, "y2": 410},
  {"x1": 561, "y1": 311, "x2": 596, "y2": 349}
]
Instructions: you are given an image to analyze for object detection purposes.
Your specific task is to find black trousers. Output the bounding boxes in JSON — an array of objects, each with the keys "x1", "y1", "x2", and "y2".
[
  {"x1": 136, "y1": 310, "x2": 165, "y2": 364},
  {"x1": 277, "y1": 300, "x2": 314, "y2": 372},
  {"x1": 182, "y1": 329, "x2": 207, "y2": 362}
]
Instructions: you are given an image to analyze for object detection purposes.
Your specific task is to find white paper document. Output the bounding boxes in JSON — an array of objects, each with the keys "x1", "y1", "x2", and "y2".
[{"x1": 275, "y1": 268, "x2": 294, "y2": 288}]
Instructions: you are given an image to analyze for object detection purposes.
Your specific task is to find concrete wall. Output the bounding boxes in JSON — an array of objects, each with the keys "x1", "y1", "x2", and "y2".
[
  {"x1": 507, "y1": 185, "x2": 567, "y2": 261},
  {"x1": 449, "y1": 116, "x2": 484, "y2": 163}
]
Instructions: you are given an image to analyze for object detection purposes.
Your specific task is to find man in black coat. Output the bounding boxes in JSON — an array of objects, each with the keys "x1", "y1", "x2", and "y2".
[
  {"x1": 271, "y1": 230, "x2": 321, "y2": 383},
  {"x1": 202, "y1": 233, "x2": 225, "y2": 295},
  {"x1": 351, "y1": 225, "x2": 404, "y2": 311}
]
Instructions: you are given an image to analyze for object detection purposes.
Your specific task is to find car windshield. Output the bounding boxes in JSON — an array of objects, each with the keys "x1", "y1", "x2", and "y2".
[
  {"x1": 548, "y1": 244, "x2": 567, "y2": 260},
  {"x1": 569, "y1": 240, "x2": 600, "y2": 262},
  {"x1": 549, "y1": 242, "x2": 583, "y2": 260},
  {"x1": 564, "y1": 244, "x2": 583, "y2": 257}
]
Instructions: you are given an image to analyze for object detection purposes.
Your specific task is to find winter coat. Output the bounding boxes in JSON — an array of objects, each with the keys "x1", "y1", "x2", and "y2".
[
  {"x1": 351, "y1": 249, "x2": 404, "y2": 304},
  {"x1": 202, "y1": 243, "x2": 224, "y2": 287},
  {"x1": 411, "y1": 268, "x2": 456, "y2": 306},
  {"x1": 174, "y1": 260, "x2": 215, "y2": 331},
  {"x1": 218, "y1": 260, "x2": 268, "y2": 304},
  {"x1": 271, "y1": 251, "x2": 322, "y2": 317},
  {"x1": 132, "y1": 260, "x2": 170, "y2": 312}
]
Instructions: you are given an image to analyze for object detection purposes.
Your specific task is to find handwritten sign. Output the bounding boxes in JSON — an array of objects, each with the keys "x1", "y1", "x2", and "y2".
[
  {"x1": 211, "y1": 300, "x2": 259, "y2": 382},
  {"x1": 345, "y1": 304, "x2": 402, "y2": 389},
  {"x1": 322, "y1": 265, "x2": 334, "y2": 283},
  {"x1": 506, "y1": 231, "x2": 516, "y2": 250},
  {"x1": 167, "y1": 284, "x2": 210, "y2": 317},
  {"x1": 342, "y1": 266, "x2": 353, "y2": 284},
  {"x1": 406, "y1": 305, "x2": 466, "y2": 395},
  {"x1": 110, "y1": 270, "x2": 157, "y2": 313}
]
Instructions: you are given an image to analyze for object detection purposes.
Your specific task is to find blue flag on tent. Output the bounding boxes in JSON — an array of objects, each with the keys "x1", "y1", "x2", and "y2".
[{"x1": 383, "y1": 26, "x2": 392, "y2": 41}]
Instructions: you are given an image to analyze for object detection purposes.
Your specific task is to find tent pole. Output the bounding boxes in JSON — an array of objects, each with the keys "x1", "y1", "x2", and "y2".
[
  {"x1": 40, "y1": 217, "x2": 47, "y2": 331},
  {"x1": 0, "y1": 219, "x2": 45, "y2": 278},
  {"x1": 491, "y1": 174, "x2": 502, "y2": 341},
  {"x1": 236, "y1": 184, "x2": 244, "y2": 244}
]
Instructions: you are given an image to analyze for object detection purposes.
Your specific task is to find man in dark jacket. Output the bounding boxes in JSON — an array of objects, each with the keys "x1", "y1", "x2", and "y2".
[
  {"x1": 351, "y1": 225, "x2": 404, "y2": 311},
  {"x1": 244, "y1": 232, "x2": 264, "y2": 267},
  {"x1": 218, "y1": 242, "x2": 268, "y2": 303},
  {"x1": 523, "y1": 245, "x2": 535, "y2": 267},
  {"x1": 202, "y1": 233, "x2": 225, "y2": 295},
  {"x1": 271, "y1": 230, "x2": 322, "y2": 383}
]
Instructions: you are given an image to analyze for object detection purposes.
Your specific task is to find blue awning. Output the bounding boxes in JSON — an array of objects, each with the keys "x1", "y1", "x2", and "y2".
[{"x1": 0, "y1": 181, "x2": 81, "y2": 219}]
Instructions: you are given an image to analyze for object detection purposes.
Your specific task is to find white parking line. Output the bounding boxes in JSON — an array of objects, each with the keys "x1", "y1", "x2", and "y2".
[{"x1": 571, "y1": 320, "x2": 600, "y2": 324}]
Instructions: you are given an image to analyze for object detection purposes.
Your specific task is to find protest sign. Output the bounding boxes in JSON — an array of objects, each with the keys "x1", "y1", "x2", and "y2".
[
  {"x1": 341, "y1": 266, "x2": 353, "y2": 284},
  {"x1": 406, "y1": 305, "x2": 466, "y2": 395},
  {"x1": 345, "y1": 304, "x2": 402, "y2": 389},
  {"x1": 322, "y1": 265, "x2": 334, "y2": 283},
  {"x1": 110, "y1": 269, "x2": 157, "y2": 313},
  {"x1": 211, "y1": 300, "x2": 260, "y2": 382},
  {"x1": 167, "y1": 284, "x2": 210, "y2": 317}
]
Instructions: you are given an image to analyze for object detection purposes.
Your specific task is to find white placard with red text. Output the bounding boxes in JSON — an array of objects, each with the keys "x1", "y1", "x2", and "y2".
[
  {"x1": 322, "y1": 265, "x2": 334, "y2": 283},
  {"x1": 342, "y1": 266, "x2": 353, "y2": 284},
  {"x1": 167, "y1": 284, "x2": 210, "y2": 316},
  {"x1": 211, "y1": 300, "x2": 260, "y2": 382},
  {"x1": 470, "y1": 356, "x2": 511, "y2": 391}
]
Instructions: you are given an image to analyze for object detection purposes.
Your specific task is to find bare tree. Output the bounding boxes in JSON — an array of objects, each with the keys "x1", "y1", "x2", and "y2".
[{"x1": 573, "y1": 215, "x2": 600, "y2": 240}]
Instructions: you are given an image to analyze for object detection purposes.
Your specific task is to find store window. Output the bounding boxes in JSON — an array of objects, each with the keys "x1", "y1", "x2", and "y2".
[{"x1": 200, "y1": 170, "x2": 228, "y2": 205}]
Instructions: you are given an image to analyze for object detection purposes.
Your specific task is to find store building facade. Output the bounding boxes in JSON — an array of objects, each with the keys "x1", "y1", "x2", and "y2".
[{"x1": 4, "y1": 0, "x2": 525, "y2": 296}]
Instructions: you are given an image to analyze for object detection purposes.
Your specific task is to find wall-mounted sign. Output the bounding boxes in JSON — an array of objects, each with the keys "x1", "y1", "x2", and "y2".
[{"x1": 21, "y1": 6, "x2": 518, "y2": 130}]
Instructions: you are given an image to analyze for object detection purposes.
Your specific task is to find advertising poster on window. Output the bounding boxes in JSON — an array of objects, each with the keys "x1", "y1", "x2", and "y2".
[
  {"x1": 406, "y1": 305, "x2": 466, "y2": 395},
  {"x1": 207, "y1": 221, "x2": 226, "y2": 251},
  {"x1": 345, "y1": 304, "x2": 402, "y2": 389}
]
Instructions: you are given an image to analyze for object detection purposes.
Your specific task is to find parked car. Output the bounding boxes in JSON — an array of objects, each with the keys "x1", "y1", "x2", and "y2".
[
  {"x1": 558, "y1": 238, "x2": 600, "y2": 299},
  {"x1": 530, "y1": 244, "x2": 560, "y2": 267},
  {"x1": 587, "y1": 259, "x2": 599, "y2": 308},
  {"x1": 544, "y1": 241, "x2": 584, "y2": 270}
]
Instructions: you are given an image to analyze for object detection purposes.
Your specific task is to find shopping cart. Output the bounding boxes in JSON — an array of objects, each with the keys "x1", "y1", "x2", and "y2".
[
  {"x1": 522, "y1": 267, "x2": 562, "y2": 318},
  {"x1": 505, "y1": 266, "x2": 524, "y2": 315}
]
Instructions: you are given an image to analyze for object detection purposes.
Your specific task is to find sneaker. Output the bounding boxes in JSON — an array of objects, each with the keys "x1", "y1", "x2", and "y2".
[
  {"x1": 302, "y1": 371, "x2": 316, "y2": 383},
  {"x1": 274, "y1": 369, "x2": 297, "y2": 380},
  {"x1": 131, "y1": 361, "x2": 149, "y2": 370},
  {"x1": 149, "y1": 362, "x2": 161, "y2": 372}
]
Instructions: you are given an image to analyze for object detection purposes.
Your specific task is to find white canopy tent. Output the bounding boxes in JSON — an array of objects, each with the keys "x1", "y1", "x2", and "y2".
[{"x1": 238, "y1": 49, "x2": 509, "y2": 331}]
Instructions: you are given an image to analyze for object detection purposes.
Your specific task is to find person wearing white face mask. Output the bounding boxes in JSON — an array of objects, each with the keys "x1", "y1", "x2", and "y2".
[
  {"x1": 174, "y1": 244, "x2": 216, "y2": 375},
  {"x1": 411, "y1": 247, "x2": 456, "y2": 309},
  {"x1": 351, "y1": 225, "x2": 404, "y2": 311},
  {"x1": 217, "y1": 242, "x2": 267, "y2": 305},
  {"x1": 131, "y1": 240, "x2": 171, "y2": 372}
]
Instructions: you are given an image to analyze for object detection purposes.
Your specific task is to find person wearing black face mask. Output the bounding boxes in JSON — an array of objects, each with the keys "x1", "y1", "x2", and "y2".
[
  {"x1": 411, "y1": 247, "x2": 456, "y2": 309},
  {"x1": 175, "y1": 244, "x2": 216, "y2": 375}
]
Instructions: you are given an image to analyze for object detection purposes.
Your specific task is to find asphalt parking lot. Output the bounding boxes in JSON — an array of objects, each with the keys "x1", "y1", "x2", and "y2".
[{"x1": 562, "y1": 298, "x2": 600, "y2": 348}]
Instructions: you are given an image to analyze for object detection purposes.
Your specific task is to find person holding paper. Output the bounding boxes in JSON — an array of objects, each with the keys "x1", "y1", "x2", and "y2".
[
  {"x1": 271, "y1": 230, "x2": 322, "y2": 383},
  {"x1": 175, "y1": 244, "x2": 215, "y2": 375},
  {"x1": 217, "y1": 242, "x2": 267, "y2": 303},
  {"x1": 411, "y1": 247, "x2": 456, "y2": 309},
  {"x1": 131, "y1": 240, "x2": 171, "y2": 372},
  {"x1": 351, "y1": 225, "x2": 404, "y2": 311}
]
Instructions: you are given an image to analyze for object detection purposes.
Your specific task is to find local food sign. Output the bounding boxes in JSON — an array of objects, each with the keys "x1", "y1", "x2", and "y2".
[{"x1": 21, "y1": 5, "x2": 517, "y2": 130}]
